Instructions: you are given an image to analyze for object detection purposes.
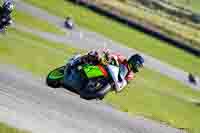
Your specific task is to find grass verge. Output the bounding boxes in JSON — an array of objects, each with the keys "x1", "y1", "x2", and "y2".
[
  {"x1": 13, "y1": 10, "x2": 65, "y2": 35},
  {"x1": 105, "y1": 68, "x2": 200, "y2": 129},
  {"x1": 22, "y1": 0, "x2": 200, "y2": 76},
  {"x1": 97, "y1": 0, "x2": 200, "y2": 49},
  {"x1": 0, "y1": 122, "x2": 29, "y2": 133},
  {"x1": 0, "y1": 28, "x2": 200, "y2": 132},
  {"x1": 0, "y1": 28, "x2": 77, "y2": 76},
  {"x1": 167, "y1": 0, "x2": 200, "y2": 12}
]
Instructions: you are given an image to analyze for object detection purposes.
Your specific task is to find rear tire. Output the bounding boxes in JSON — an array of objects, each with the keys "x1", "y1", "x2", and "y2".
[
  {"x1": 96, "y1": 84, "x2": 111, "y2": 100},
  {"x1": 80, "y1": 79, "x2": 111, "y2": 100}
]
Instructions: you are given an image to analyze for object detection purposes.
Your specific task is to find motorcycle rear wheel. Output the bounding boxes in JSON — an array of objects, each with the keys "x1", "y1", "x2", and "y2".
[{"x1": 80, "y1": 78, "x2": 111, "y2": 100}]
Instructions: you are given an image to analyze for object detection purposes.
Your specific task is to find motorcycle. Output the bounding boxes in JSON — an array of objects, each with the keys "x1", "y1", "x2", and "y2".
[
  {"x1": 64, "y1": 17, "x2": 74, "y2": 29},
  {"x1": 46, "y1": 63, "x2": 121, "y2": 100},
  {"x1": 0, "y1": 17, "x2": 7, "y2": 33},
  {"x1": 0, "y1": 15, "x2": 11, "y2": 33}
]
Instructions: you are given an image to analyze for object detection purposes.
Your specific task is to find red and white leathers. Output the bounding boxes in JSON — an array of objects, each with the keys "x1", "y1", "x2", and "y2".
[
  {"x1": 96, "y1": 48, "x2": 134, "y2": 78},
  {"x1": 108, "y1": 52, "x2": 134, "y2": 92},
  {"x1": 109, "y1": 52, "x2": 134, "y2": 81}
]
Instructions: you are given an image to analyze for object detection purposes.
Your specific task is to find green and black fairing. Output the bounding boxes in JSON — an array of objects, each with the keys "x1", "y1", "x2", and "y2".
[
  {"x1": 63, "y1": 64, "x2": 108, "y2": 90},
  {"x1": 46, "y1": 64, "x2": 112, "y2": 99},
  {"x1": 48, "y1": 67, "x2": 65, "y2": 80},
  {"x1": 81, "y1": 64, "x2": 108, "y2": 79},
  {"x1": 46, "y1": 66, "x2": 65, "y2": 88}
]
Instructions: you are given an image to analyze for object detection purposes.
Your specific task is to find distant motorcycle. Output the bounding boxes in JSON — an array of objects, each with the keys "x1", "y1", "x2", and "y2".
[
  {"x1": 0, "y1": 16, "x2": 7, "y2": 33},
  {"x1": 64, "y1": 17, "x2": 74, "y2": 29},
  {"x1": 0, "y1": 0, "x2": 14, "y2": 33},
  {"x1": 46, "y1": 61, "x2": 121, "y2": 100},
  {"x1": 0, "y1": 15, "x2": 10, "y2": 33}
]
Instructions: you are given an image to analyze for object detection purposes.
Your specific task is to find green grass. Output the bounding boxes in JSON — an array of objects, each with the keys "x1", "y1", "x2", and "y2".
[
  {"x1": 22, "y1": 0, "x2": 200, "y2": 76},
  {"x1": 0, "y1": 28, "x2": 77, "y2": 75},
  {"x1": 168, "y1": 0, "x2": 200, "y2": 12},
  {"x1": 0, "y1": 122, "x2": 29, "y2": 133},
  {"x1": 102, "y1": 0, "x2": 200, "y2": 49},
  {"x1": 105, "y1": 68, "x2": 200, "y2": 129},
  {"x1": 13, "y1": 10, "x2": 65, "y2": 35},
  {"x1": 1, "y1": 28, "x2": 200, "y2": 132}
]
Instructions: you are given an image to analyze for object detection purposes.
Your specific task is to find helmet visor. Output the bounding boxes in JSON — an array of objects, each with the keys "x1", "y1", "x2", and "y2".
[
  {"x1": 129, "y1": 61, "x2": 143, "y2": 73},
  {"x1": 136, "y1": 60, "x2": 143, "y2": 68}
]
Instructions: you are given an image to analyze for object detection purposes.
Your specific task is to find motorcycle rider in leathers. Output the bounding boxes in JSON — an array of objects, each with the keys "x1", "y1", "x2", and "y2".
[{"x1": 66, "y1": 49, "x2": 144, "y2": 92}]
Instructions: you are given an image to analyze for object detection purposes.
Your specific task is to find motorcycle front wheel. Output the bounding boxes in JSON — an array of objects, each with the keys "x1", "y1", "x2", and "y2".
[{"x1": 46, "y1": 66, "x2": 65, "y2": 88}]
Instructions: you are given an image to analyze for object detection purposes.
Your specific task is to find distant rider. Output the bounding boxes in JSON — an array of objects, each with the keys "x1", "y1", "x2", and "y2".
[{"x1": 0, "y1": 0, "x2": 14, "y2": 29}]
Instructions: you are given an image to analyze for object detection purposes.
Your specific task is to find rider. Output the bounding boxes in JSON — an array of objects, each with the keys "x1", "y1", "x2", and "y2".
[
  {"x1": 66, "y1": 49, "x2": 144, "y2": 92},
  {"x1": 66, "y1": 49, "x2": 109, "y2": 71},
  {"x1": 0, "y1": 0, "x2": 14, "y2": 28},
  {"x1": 109, "y1": 53, "x2": 144, "y2": 92}
]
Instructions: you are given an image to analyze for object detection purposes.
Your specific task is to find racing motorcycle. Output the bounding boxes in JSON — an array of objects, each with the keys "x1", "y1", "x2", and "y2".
[
  {"x1": 46, "y1": 62, "x2": 121, "y2": 100},
  {"x1": 0, "y1": 16, "x2": 7, "y2": 33},
  {"x1": 64, "y1": 17, "x2": 74, "y2": 29},
  {"x1": 0, "y1": 15, "x2": 11, "y2": 33}
]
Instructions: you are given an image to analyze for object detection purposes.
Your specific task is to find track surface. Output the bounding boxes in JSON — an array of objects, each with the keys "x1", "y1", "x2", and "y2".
[
  {"x1": 15, "y1": 0, "x2": 200, "y2": 90},
  {"x1": 0, "y1": 64, "x2": 183, "y2": 133}
]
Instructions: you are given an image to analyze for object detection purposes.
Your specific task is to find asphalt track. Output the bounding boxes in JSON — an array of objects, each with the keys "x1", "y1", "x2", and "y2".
[
  {"x1": 0, "y1": 64, "x2": 184, "y2": 133},
  {"x1": 0, "y1": 0, "x2": 197, "y2": 133}
]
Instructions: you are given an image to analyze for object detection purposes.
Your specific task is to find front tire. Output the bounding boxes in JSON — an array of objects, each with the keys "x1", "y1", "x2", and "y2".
[{"x1": 46, "y1": 66, "x2": 65, "y2": 88}]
